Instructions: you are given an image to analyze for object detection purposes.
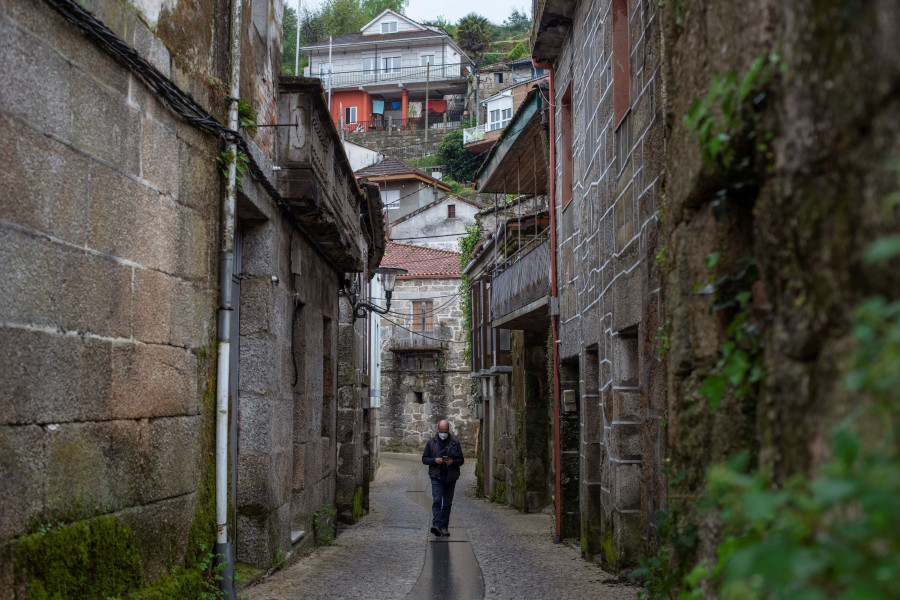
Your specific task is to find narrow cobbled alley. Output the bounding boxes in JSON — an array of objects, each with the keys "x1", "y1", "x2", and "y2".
[{"x1": 241, "y1": 454, "x2": 636, "y2": 600}]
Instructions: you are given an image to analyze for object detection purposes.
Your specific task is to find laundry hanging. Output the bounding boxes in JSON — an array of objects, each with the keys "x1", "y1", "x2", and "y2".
[
  {"x1": 372, "y1": 100, "x2": 385, "y2": 114},
  {"x1": 407, "y1": 102, "x2": 422, "y2": 117},
  {"x1": 391, "y1": 101, "x2": 400, "y2": 109},
  {"x1": 427, "y1": 100, "x2": 447, "y2": 113}
]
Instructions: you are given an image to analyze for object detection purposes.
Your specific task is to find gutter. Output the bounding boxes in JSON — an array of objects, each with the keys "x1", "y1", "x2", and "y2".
[
  {"x1": 532, "y1": 57, "x2": 562, "y2": 544},
  {"x1": 214, "y1": 0, "x2": 242, "y2": 597}
]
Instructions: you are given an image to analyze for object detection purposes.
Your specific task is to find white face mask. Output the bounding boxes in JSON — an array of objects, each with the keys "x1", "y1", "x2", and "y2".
[{"x1": 438, "y1": 432, "x2": 449, "y2": 440}]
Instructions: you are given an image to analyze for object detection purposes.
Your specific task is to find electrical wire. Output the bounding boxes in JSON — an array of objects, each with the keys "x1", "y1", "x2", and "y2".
[
  {"x1": 42, "y1": 0, "x2": 352, "y2": 276},
  {"x1": 378, "y1": 314, "x2": 466, "y2": 344},
  {"x1": 385, "y1": 293, "x2": 460, "y2": 317}
]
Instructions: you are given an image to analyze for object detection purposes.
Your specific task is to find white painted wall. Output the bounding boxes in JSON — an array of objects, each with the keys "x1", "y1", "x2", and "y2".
[
  {"x1": 389, "y1": 197, "x2": 479, "y2": 251},
  {"x1": 343, "y1": 140, "x2": 383, "y2": 172},
  {"x1": 362, "y1": 11, "x2": 423, "y2": 35}
]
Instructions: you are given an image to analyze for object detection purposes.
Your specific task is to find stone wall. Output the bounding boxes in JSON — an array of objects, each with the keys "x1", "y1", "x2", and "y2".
[
  {"x1": 487, "y1": 331, "x2": 552, "y2": 512},
  {"x1": 550, "y1": 0, "x2": 665, "y2": 565},
  {"x1": 335, "y1": 296, "x2": 373, "y2": 524},
  {"x1": 379, "y1": 277, "x2": 477, "y2": 453},
  {"x1": 0, "y1": 0, "x2": 222, "y2": 590},
  {"x1": 661, "y1": 0, "x2": 900, "y2": 565}
]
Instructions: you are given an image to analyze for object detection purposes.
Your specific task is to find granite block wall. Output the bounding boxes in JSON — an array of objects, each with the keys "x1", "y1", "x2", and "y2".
[
  {"x1": 379, "y1": 277, "x2": 477, "y2": 453},
  {"x1": 550, "y1": 0, "x2": 665, "y2": 565}
]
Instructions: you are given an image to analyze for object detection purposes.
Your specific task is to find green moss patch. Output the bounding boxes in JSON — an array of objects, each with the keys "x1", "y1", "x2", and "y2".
[{"x1": 15, "y1": 516, "x2": 144, "y2": 600}]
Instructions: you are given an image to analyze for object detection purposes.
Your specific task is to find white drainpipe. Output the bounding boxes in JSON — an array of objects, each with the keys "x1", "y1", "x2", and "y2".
[{"x1": 215, "y1": 0, "x2": 242, "y2": 597}]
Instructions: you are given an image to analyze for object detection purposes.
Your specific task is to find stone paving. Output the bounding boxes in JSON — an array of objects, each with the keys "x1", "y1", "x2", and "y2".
[{"x1": 240, "y1": 453, "x2": 638, "y2": 600}]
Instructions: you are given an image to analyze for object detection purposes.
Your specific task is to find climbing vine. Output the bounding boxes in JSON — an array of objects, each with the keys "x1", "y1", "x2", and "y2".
[{"x1": 458, "y1": 223, "x2": 482, "y2": 368}]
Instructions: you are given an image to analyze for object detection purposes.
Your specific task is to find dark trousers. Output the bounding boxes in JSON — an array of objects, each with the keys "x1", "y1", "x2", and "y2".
[{"x1": 430, "y1": 478, "x2": 457, "y2": 529}]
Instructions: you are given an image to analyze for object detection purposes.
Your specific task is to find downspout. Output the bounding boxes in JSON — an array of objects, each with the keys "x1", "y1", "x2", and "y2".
[
  {"x1": 533, "y1": 58, "x2": 562, "y2": 544},
  {"x1": 215, "y1": 0, "x2": 242, "y2": 596}
]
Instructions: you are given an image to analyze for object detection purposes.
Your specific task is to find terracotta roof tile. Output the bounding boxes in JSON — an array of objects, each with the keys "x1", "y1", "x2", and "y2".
[{"x1": 381, "y1": 242, "x2": 460, "y2": 278}]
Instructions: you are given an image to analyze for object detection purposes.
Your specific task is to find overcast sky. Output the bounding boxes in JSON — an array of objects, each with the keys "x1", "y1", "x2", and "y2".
[{"x1": 294, "y1": 0, "x2": 528, "y2": 26}]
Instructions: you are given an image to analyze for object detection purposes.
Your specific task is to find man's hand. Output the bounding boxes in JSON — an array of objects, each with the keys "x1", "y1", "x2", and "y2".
[
  {"x1": 434, "y1": 457, "x2": 443, "y2": 464},
  {"x1": 444, "y1": 458, "x2": 453, "y2": 466}
]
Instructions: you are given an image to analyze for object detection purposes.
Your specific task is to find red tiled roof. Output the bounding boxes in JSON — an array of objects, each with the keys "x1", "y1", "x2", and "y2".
[{"x1": 381, "y1": 242, "x2": 460, "y2": 278}]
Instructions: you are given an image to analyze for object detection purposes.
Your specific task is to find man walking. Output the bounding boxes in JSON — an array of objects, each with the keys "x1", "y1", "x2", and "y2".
[{"x1": 422, "y1": 420, "x2": 464, "y2": 537}]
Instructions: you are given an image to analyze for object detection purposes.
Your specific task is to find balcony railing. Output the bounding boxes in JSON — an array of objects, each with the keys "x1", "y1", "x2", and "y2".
[
  {"x1": 310, "y1": 62, "x2": 469, "y2": 89},
  {"x1": 388, "y1": 323, "x2": 455, "y2": 350},
  {"x1": 463, "y1": 124, "x2": 486, "y2": 145},
  {"x1": 491, "y1": 230, "x2": 551, "y2": 322}
]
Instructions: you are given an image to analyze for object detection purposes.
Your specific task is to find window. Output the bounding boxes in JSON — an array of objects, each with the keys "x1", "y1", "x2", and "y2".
[
  {"x1": 411, "y1": 300, "x2": 434, "y2": 332},
  {"x1": 489, "y1": 108, "x2": 501, "y2": 131},
  {"x1": 494, "y1": 72, "x2": 504, "y2": 83},
  {"x1": 612, "y1": 0, "x2": 631, "y2": 129},
  {"x1": 447, "y1": 204, "x2": 456, "y2": 218},
  {"x1": 383, "y1": 188, "x2": 400, "y2": 210},
  {"x1": 420, "y1": 54, "x2": 434, "y2": 66},
  {"x1": 501, "y1": 108, "x2": 512, "y2": 128},
  {"x1": 363, "y1": 57, "x2": 377, "y2": 73},
  {"x1": 381, "y1": 21, "x2": 397, "y2": 33},
  {"x1": 414, "y1": 391, "x2": 424, "y2": 403},
  {"x1": 383, "y1": 56, "x2": 401, "y2": 73},
  {"x1": 344, "y1": 106, "x2": 357, "y2": 124}
]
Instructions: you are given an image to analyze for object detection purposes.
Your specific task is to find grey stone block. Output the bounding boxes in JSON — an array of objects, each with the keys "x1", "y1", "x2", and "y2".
[
  {"x1": 115, "y1": 491, "x2": 195, "y2": 580},
  {"x1": 72, "y1": 70, "x2": 140, "y2": 175},
  {"x1": 143, "y1": 416, "x2": 200, "y2": 502},
  {"x1": 613, "y1": 462, "x2": 641, "y2": 511},
  {"x1": 0, "y1": 227, "x2": 133, "y2": 338},
  {"x1": 0, "y1": 425, "x2": 45, "y2": 539},
  {"x1": 0, "y1": 328, "x2": 111, "y2": 425},
  {"x1": 0, "y1": 113, "x2": 90, "y2": 246},
  {"x1": 110, "y1": 343, "x2": 198, "y2": 419},
  {"x1": 0, "y1": 16, "x2": 73, "y2": 142},
  {"x1": 238, "y1": 393, "x2": 273, "y2": 454}
]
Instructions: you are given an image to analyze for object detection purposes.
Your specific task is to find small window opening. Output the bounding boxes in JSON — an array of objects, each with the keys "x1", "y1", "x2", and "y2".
[{"x1": 414, "y1": 391, "x2": 424, "y2": 403}]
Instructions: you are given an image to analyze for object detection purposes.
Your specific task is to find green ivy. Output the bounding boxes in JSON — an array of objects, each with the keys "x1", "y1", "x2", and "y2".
[
  {"x1": 217, "y1": 149, "x2": 249, "y2": 190},
  {"x1": 458, "y1": 223, "x2": 483, "y2": 368},
  {"x1": 684, "y1": 51, "x2": 783, "y2": 174}
]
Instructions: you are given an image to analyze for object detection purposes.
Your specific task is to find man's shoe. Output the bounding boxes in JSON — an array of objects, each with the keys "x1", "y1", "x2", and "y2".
[
  {"x1": 440, "y1": 528, "x2": 450, "y2": 536},
  {"x1": 430, "y1": 526, "x2": 442, "y2": 537}
]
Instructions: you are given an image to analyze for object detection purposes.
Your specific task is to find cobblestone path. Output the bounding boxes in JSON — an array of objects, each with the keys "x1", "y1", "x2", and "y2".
[{"x1": 240, "y1": 453, "x2": 637, "y2": 600}]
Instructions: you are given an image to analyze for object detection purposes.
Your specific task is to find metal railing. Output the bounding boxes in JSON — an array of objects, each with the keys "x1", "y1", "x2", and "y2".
[
  {"x1": 335, "y1": 114, "x2": 463, "y2": 134},
  {"x1": 311, "y1": 62, "x2": 470, "y2": 89}
]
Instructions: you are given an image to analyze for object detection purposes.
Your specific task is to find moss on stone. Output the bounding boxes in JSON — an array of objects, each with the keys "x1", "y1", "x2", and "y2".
[
  {"x1": 351, "y1": 486, "x2": 364, "y2": 522},
  {"x1": 15, "y1": 517, "x2": 144, "y2": 599}
]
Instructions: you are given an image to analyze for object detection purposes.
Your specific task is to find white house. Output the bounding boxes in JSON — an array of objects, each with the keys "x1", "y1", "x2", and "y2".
[{"x1": 301, "y1": 10, "x2": 472, "y2": 132}]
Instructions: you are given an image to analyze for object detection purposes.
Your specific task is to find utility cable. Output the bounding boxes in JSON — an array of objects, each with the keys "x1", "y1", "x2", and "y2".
[
  {"x1": 42, "y1": 0, "x2": 353, "y2": 277},
  {"x1": 378, "y1": 314, "x2": 466, "y2": 344}
]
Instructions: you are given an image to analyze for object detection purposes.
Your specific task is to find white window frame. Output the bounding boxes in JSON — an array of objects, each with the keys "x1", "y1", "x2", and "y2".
[
  {"x1": 362, "y1": 57, "x2": 377, "y2": 73},
  {"x1": 488, "y1": 108, "x2": 501, "y2": 131},
  {"x1": 383, "y1": 56, "x2": 401, "y2": 73},
  {"x1": 420, "y1": 54, "x2": 435, "y2": 66},
  {"x1": 345, "y1": 106, "x2": 357, "y2": 124},
  {"x1": 381, "y1": 21, "x2": 398, "y2": 34},
  {"x1": 502, "y1": 107, "x2": 512, "y2": 128}
]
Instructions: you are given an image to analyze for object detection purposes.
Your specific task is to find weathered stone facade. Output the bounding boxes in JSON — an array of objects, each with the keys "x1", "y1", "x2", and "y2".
[
  {"x1": 379, "y1": 277, "x2": 477, "y2": 453},
  {"x1": 533, "y1": 0, "x2": 666, "y2": 565},
  {"x1": 0, "y1": 0, "x2": 383, "y2": 593},
  {"x1": 661, "y1": 0, "x2": 900, "y2": 568},
  {"x1": 0, "y1": 0, "x2": 223, "y2": 590}
]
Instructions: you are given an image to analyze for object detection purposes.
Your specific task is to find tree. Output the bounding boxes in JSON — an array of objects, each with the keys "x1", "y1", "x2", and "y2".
[
  {"x1": 502, "y1": 8, "x2": 531, "y2": 33},
  {"x1": 282, "y1": 5, "x2": 299, "y2": 75},
  {"x1": 320, "y1": 0, "x2": 366, "y2": 38},
  {"x1": 507, "y1": 42, "x2": 527, "y2": 61},
  {"x1": 455, "y1": 13, "x2": 493, "y2": 64},
  {"x1": 437, "y1": 129, "x2": 484, "y2": 183},
  {"x1": 424, "y1": 15, "x2": 454, "y2": 36},
  {"x1": 360, "y1": 0, "x2": 408, "y2": 20}
]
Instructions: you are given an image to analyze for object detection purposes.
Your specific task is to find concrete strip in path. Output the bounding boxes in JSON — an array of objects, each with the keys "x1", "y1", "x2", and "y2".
[{"x1": 404, "y1": 463, "x2": 484, "y2": 600}]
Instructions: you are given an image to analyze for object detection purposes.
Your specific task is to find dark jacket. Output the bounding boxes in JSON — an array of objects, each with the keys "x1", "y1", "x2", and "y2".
[{"x1": 422, "y1": 435, "x2": 464, "y2": 482}]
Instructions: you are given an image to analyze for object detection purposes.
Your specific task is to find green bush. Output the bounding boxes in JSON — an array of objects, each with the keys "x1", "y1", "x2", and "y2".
[{"x1": 437, "y1": 129, "x2": 484, "y2": 183}]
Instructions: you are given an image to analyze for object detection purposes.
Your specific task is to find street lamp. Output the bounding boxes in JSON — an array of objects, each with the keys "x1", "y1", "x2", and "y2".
[{"x1": 346, "y1": 267, "x2": 407, "y2": 320}]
